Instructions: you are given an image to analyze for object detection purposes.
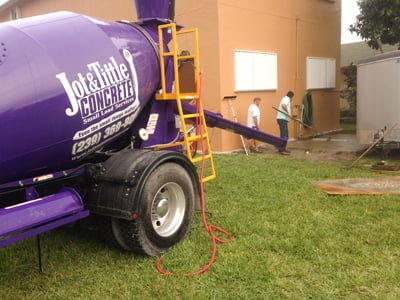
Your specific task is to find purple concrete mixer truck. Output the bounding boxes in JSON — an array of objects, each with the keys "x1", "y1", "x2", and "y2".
[{"x1": 0, "y1": 0, "x2": 285, "y2": 256}]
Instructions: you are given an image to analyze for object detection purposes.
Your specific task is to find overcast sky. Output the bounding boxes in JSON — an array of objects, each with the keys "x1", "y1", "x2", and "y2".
[{"x1": 341, "y1": 0, "x2": 363, "y2": 44}]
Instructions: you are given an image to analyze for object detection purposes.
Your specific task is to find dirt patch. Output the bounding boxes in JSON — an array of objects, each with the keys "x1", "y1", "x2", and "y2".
[
  {"x1": 290, "y1": 149, "x2": 357, "y2": 162},
  {"x1": 256, "y1": 144, "x2": 357, "y2": 162}
]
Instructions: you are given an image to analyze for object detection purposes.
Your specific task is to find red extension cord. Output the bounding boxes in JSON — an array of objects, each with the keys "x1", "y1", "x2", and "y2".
[{"x1": 156, "y1": 77, "x2": 234, "y2": 276}]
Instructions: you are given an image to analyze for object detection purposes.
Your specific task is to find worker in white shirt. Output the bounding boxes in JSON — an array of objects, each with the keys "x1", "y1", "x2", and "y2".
[
  {"x1": 276, "y1": 91, "x2": 294, "y2": 155},
  {"x1": 247, "y1": 97, "x2": 261, "y2": 153}
]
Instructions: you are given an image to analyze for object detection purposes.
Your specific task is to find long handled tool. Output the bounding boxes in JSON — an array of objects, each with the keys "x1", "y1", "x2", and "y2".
[
  {"x1": 344, "y1": 123, "x2": 397, "y2": 170},
  {"x1": 299, "y1": 104, "x2": 305, "y2": 137},
  {"x1": 272, "y1": 106, "x2": 321, "y2": 136},
  {"x1": 272, "y1": 106, "x2": 313, "y2": 129},
  {"x1": 223, "y1": 96, "x2": 249, "y2": 155}
]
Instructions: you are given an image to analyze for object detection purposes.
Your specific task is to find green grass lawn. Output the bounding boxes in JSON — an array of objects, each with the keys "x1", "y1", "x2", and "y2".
[
  {"x1": 1, "y1": 153, "x2": 400, "y2": 299},
  {"x1": 340, "y1": 123, "x2": 356, "y2": 134}
]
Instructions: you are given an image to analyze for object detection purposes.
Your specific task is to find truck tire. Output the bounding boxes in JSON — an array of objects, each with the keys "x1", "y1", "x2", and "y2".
[{"x1": 108, "y1": 162, "x2": 195, "y2": 256}]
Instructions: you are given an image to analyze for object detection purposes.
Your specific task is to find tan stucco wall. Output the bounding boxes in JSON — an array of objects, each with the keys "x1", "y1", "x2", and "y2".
[
  {"x1": 0, "y1": 0, "x2": 135, "y2": 21},
  {"x1": 1, "y1": 0, "x2": 341, "y2": 152},
  {"x1": 217, "y1": 1, "x2": 298, "y2": 150},
  {"x1": 177, "y1": 0, "x2": 341, "y2": 151},
  {"x1": 175, "y1": 1, "x2": 222, "y2": 150},
  {"x1": 186, "y1": 0, "x2": 341, "y2": 151},
  {"x1": 296, "y1": 1, "x2": 341, "y2": 138}
]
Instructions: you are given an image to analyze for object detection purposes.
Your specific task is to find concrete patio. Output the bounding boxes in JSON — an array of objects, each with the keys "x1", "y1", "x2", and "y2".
[{"x1": 289, "y1": 133, "x2": 365, "y2": 153}]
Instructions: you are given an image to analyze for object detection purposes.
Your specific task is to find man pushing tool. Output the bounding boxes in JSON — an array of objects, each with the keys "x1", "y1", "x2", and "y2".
[{"x1": 275, "y1": 91, "x2": 294, "y2": 155}]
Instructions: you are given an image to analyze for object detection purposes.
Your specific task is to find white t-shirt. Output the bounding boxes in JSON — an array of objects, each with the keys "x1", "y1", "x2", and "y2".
[
  {"x1": 276, "y1": 96, "x2": 291, "y2": 121},
  {"x1": 247, "y1": 103, "x2": 260, "y2": 127}
]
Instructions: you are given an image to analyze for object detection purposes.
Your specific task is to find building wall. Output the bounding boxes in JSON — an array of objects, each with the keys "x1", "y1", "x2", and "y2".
[
  {"x1": 217, "y1": 1, "x2": 298, "y2": 149},
  {"x1": 175, "y1": 0, "x2": 222, "y2": 150},
  {"x1": 296, "y1": 0, "x2": 341, "y2": 138},
  {"x1": 0, "y1": 0, "x2": 135, "y2": 21},
  {"x1": 177, "y1": 0, "x2": 341, "y2": 151},
  {"x1": 1, "y1": 0, "x2": 341, "y2": 152}
]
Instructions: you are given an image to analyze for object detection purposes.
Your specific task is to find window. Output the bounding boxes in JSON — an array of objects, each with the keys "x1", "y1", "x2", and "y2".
[
  {"x1": 234, "y1": 50, "x2": 278, "y2": 92},
  {"x1": 9, "y1": 7, "x2": 20, "y2": 20},
  {"x1": 306, "y1": 57, "x2": 336, "y2": 89}
]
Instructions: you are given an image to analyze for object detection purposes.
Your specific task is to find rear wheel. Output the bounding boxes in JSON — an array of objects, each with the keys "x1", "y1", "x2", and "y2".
[{"x1": 107, "y1": 162, "x2": 195, "y2": 256}]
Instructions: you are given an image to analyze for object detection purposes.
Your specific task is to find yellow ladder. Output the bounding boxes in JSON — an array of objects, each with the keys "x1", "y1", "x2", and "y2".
[{"x1": 155, "y1": 23, "x2": 215, "y2": 183}]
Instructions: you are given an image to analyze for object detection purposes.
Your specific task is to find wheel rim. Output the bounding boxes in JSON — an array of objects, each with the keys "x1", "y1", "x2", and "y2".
[{"x1": 151, "y1": 182, "x2": 186, "y2": 237}]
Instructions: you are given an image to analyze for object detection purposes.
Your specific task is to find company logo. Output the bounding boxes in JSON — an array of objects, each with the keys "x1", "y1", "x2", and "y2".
[{"x1": 56, "y1": 50, "x2": 139, "y2": 124}]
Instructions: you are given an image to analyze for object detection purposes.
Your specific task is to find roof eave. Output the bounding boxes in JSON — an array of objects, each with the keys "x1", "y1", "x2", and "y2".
[{"x1": 0, "y1": 0, "x2": 20, "y2": 10}]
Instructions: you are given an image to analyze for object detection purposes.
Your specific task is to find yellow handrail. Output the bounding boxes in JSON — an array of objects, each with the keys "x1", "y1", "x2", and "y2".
[{"x1": 155, "y1": 23, "x2": 216, "y2": 182}]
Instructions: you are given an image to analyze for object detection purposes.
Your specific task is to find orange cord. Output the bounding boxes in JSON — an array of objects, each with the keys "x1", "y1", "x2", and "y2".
[{"x1": 156, "y1": 75, "x2": 234, "y2": 276}]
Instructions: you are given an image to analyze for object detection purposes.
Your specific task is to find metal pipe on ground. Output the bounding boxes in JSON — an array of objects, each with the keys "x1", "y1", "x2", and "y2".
[{"x1": 343, "y1": 123, "x2": 397, "y2": 170}]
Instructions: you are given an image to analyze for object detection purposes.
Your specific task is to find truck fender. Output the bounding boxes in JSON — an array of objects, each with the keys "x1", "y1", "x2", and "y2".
[
  {"x1": 87, "y1": 149, "x2": 199, "y2": 218},
  {"x1": 86, "y1": 149, "x2": 200, "y2": 255}
]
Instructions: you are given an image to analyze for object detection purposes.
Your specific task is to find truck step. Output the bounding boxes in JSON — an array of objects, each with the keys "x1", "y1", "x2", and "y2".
[{"x1": 0, "y1": 188, "x2": 89, "y2": 248}]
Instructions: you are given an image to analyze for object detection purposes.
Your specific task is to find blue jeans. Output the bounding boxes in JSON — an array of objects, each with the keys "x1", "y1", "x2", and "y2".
[{"x1": 277, "y1": 119, "x2": 288, "y2": 152}]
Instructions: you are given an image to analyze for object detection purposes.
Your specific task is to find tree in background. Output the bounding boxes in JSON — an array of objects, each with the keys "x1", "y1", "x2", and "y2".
[
  {"x1": 341, "y1": 64, "x2": 357, "y2": 116},
  {"x1": 344, "y1": 0, "x2": 400, "y2": 120},
  {"x1": 350, "y1": 0, "x2": 400, "y2": 53}
]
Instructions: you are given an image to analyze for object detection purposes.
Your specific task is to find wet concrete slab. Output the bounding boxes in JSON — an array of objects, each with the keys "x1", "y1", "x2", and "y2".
[
  {"x1": 288, "y1": 133, "x2": 366, "y2": 153},
  {"x1": 316, "y1": 176, "x2": 400, "y2": 195}
]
